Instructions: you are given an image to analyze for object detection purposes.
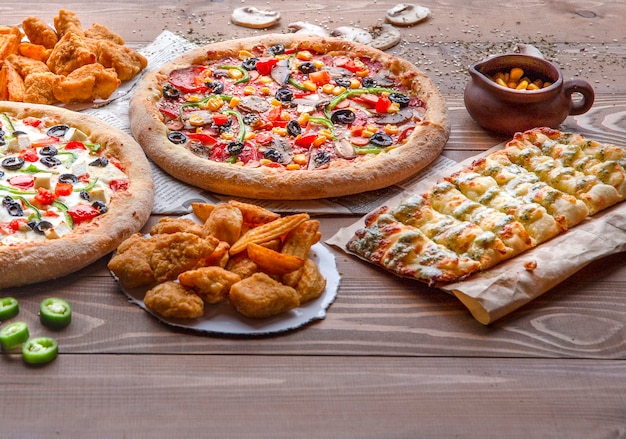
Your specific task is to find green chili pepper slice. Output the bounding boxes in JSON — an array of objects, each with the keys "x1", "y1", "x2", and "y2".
[
  {"x1": 0, "y1": 297, "x2": 19, "y2": 321},
  {"x1": 0, "y1": 321, "x2": 29, "y2": 350},
  {"x1": 223, "y1": 109, "x2": 246, "y2": 143},
  {"x1": 40, "y1": 298, "x2": 72, "y2": 329},
  {"x1": 22, "y1": 337, "x2": 58, "y2": 365}
]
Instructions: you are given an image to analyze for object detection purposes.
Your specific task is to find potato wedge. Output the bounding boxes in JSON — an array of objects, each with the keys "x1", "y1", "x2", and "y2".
[
  {"x1": 191, "y1": 202, "x2": 215, "y2": 223},
  {"x1": 247, "y1": 242, "x2": 305, "y2": 275},
  {"x1": 228, "y1": 200, "x2": 280, "y2": 226},
  {"x1": 229, "y1": 212, "x2": 309, "y2": 255}
]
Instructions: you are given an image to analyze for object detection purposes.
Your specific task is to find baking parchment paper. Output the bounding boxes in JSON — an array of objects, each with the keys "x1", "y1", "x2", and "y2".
[{"x1": 327, "y1": 144, "x2": 626, "y2": 324}]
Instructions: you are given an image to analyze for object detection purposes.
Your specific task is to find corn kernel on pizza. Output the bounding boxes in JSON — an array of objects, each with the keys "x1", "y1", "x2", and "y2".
[{"x1": 129, "y1": 34, "x2": 449, "y2": 200}]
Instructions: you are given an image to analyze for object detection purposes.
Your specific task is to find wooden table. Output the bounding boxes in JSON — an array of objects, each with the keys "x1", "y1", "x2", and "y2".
[{"x1": 2, "y1": 1, "x2": 625, "y2": 437}]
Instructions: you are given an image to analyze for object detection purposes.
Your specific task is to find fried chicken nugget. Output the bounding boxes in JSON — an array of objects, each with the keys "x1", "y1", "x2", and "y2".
[
  {"x1": 52, "y1": 63, "x2": 120, "y2": 103},
  {"x1": 53, "y1": 9, "x2": 85, "y2": 37},
  {"x1": 107, "y1": 233, "x2": 158, "y2": 288},
  {"x1": 5, "y1": 54, "x2": 49, "y2": 77},
  {"x1": 150, "y1": 217, "x2": 203, "y2": 236},
  {"x1": 94, "y1": 39, "x2": 147, "y2": 81},
  {"x1": 46, "y1": 31, "x2": 96, "y2": 76},
  {"x1": 22, "y1": 16, "x2": 59, "y2": 49},
  {"x1": 0, "y1": 62, "x2": 25, "y2": 102},
  {"x1": 225, "y1": 253, "x2": 258, "y2": 279},
  {"x1": 202, "y1": 203, "x2": 243, "y2": 245},
  {"x1": 178, "y1": 266, "x2": 241, "y2": 304},
  {"x1": 150, "y1": 232, "x2": 220, "y2": 282},
  {"x1": 293, "y1": 258, "x2": 326, "y2": 303},
  {"x1": 23, "y1": 72, "x2": 63, "y2": 104},
  {"x1": 229, "y1": 272, "x2": 300, "y2": 318},
  {"x1": 144, "y1": 281, "x2": 204, "y2": 319},
  {"x1": 204, "y1": 241, "x2": 230, "y2": 268},
  {"x1": 84, "y1": 23, "x2": 125, "y2": 45}
]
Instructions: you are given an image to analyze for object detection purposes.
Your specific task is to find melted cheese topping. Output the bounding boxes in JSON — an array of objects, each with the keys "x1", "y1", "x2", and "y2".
[{"x1": 0, "y1": 113, "x2": 128, "y2": 245}]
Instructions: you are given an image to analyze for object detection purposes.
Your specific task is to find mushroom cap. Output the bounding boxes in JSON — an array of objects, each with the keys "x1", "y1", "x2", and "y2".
[
  {"x1": 385, "y1": 3, "x2": 431, "y2": 26},
  {"x1": 369, "y1": 24, "x2": 402, "y2": 50},
  {"x1": 331, "y1": 26, "x2": 373, "y2": 45},
  {"x1": 231, "y1": 7, "x2": 281, "y2": 29},
  {"x1": 287, "y1": 21, "x2": 330, "y2": 37}
]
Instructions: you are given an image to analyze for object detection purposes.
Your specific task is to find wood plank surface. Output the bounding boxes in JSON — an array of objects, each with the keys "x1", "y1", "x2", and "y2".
[
  {"x1": 1, "y1": 1, "x2": 625, "y2": 438},
  {"x1": 2, "y1": 355, "x2": 626, "y2": 439}
]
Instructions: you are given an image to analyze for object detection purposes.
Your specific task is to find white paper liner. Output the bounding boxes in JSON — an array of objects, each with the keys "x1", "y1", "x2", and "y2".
[{"x1": 327, "y1": 143, "x2": 626, "y2": 324}]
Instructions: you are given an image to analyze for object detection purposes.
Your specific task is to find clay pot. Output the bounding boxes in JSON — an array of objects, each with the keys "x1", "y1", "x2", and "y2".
[{"x1": 464, "y1": 54, "x2": 595, "y2": 135}]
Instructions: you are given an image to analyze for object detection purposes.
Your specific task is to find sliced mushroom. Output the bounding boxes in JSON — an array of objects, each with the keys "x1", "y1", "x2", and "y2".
[
  {"x1": 237, "y1": 96, "x2": 271, "y2": 114},
  {"x1": 376, "y1": 108, "x2": 414, "y2": 124},
  {"x1": 334, "y1": 139, "x2": 356, "y2": 159},
  {"x1": 231, "y1": 7, "x2": 281, "y2": 29},
  {"x1": 270, "y1": 59, "x2": 291, "y2": 85},
  {"x1": 385, "y1": 4, "x2": 430, "y2": 27},
  {"x1": 287, "y1": 21, "x2": 330, "y2": 37},
  {"x1": 369, "y1": 24, "x2": 402, "y2": 50},
  {"x1": 331, "y1": 26, "x2": 373, "y2": 45}
]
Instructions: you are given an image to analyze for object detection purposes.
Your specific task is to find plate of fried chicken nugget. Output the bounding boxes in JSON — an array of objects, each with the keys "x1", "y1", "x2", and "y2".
[
  {"x1": 0, "y1": 9, "x2": 147, "y2": 105},
  {"x1": 108, "y1": 200, "x2": 340, "y2": 336}
]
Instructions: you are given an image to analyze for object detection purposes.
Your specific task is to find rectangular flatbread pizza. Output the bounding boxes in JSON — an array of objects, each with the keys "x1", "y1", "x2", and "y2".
[{"x1": 346, "y1": 127, "x2": 626, "y2": 285}]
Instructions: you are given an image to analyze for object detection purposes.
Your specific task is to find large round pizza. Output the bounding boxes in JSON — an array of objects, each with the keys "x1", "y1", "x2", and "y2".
[
  {"x1": 0, "y1": 102, "x2": 154, "y2": 288},
  {"x1": 129, "y1": 34, "x2": 449, "y2": 200}
]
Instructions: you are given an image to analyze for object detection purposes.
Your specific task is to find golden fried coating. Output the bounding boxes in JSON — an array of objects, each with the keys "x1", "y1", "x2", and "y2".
[
  {"x1": 225, "y1": 253, "x2": 258, "y2": 279},
  {"x1": 228, "y1": 272, "x2": 300, "y2": 318},
  {"x1": 107, "y1": 233, "x2": 158, "y2": 288},
  {"x1": 46, "y1": 31, "x2": 96, "y2": 76},
  {"x1": 150, "y1": 217, "x2": 204, "y2": 236},
  {"x1": 144, "y1": 281, "x2": 204, "y2": 319},
  {"x1": 202, "y1": 203, "x2": 243, "y2": 245},
  {"x1": 0, "y1": 62, "x2": 25, "y2": 102},
  {"x1": 94, "y1": 39, "x2": 147, "y2": 81},
  {"x1": 23, "y1": 72, "x2": 63, "y2": 104},
  {"x1": 178, "y1": 266, "x2": 241, "y2": 304},
  {"x1": 5, "y1": 54, "x2": 49, "y2": 78},
  {"x1": 292, "y1": 258, "x2": 326, "y2": 303},
  {"x1": 84, "y1": 23, "x2": 125, "y2": 45},
  {"x1": 22, "y1": 16, "x2": 59, "y2": 49},
  {"x1": 53, "y1": 9, "x2": 84, "y2": 37},
  {"x1": 150, "y1": 232, "x2": 220, "y2": 282},
  {"x1": 52, "y1": 63, "x2": 120, "y2": 103},
  {"x1": 204, "y1": 241, "x2": 230, "y2": 268}
]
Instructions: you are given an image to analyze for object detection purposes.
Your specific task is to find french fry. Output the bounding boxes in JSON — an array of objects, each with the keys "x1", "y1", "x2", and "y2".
[
  {"x1": 0, "y1": 27, "x2": 22, "y2": 61},
  {"x1": 191, "y1": 202, "x2": 215, "y2": 223},
  {"x1": 247, "y1": 242, "x2": 305, "y2": 275},
  {"x1": 228, "y1": 200, "x2": 280, "y2": 226},
  {"x1": 281, "y1": 220, "x2": 321, "y2": 286},
  {"x1": 0, "y1": 62, "x2": 25, "y2": 101},
  {"x1": 229, "y1": 213, "x2": 310, "y2": 255}
]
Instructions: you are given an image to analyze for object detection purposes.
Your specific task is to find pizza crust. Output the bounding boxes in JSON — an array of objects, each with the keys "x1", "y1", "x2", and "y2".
[
  {"x1": 130, "y1": 34, "x2": 449, "y2": 200},
  {"x1": 0, "y1": 102, "x2": 154, "y2": 288}
]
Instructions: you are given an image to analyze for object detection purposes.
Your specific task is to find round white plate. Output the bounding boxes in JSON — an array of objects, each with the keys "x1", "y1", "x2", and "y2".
[{"x1": 113, "y1": 242, "x2": 340, "y2": 336}]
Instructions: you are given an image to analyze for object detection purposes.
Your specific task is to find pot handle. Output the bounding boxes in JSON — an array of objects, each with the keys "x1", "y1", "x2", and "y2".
[{"x1": 564, "y1": 79, "x2": 595, "y2": 116}]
